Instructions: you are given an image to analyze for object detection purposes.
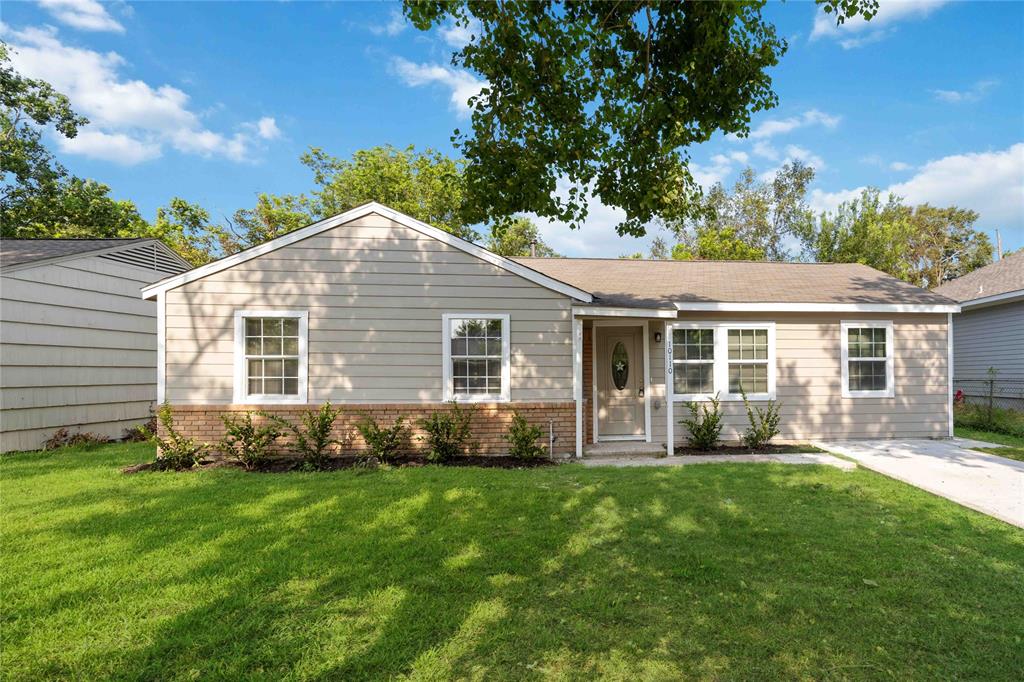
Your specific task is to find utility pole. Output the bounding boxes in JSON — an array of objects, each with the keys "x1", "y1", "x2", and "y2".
[{"x1": 996, "y1": 230, "x2": 1002, "y2": 260}]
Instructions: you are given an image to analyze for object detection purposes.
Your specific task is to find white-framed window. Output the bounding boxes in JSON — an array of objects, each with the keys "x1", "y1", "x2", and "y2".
[
  {"x1": 442, "y1": 313, "x2": 510, "y2": 402},
  {"x1": 233, "y1": 310, "x2": 308, "y2": 404},
  {"x1": 668, "y1": 322, "x2": 776, "y2": 401},
  {"x1": 841, "y1": 320, "x2": 894, "y2": 398}
]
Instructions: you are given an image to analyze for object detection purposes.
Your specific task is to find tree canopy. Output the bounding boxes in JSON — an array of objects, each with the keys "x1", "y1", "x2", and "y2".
[
  {"x1": 486, "y1": 216, "x2": 560, "y2": 257},
  {"x1": 404, "y1": 0, "x2": 877, "y2": 236}
]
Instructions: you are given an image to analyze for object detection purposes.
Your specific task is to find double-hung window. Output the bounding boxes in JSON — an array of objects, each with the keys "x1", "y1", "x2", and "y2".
[
  {"x1": 442, "y1": 313, "x2": 510, "y2": 402},
  {"x1": 234, "y1": 310, "x2": 308, "y2": 404},
  {"x1": 669, "y1": 323, "x2": 775, "y2": 401},
  {"x1": 841, "y1": 321, "x2": 894, "y2": 398}
]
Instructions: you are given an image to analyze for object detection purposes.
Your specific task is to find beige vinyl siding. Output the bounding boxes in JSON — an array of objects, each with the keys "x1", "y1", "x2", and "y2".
[
  {"x1": 952, "y1": 300, "x2": 1024, "y2": 379},
  {"x1": 0, "y1": 256, "x2": 165, "y2": 452},
  {"x1": 649, "y1": 312, "x2": 949, "y2": 443},
  {"x1": 164, "y1": 212, "x2": 574, "y2": 404}
]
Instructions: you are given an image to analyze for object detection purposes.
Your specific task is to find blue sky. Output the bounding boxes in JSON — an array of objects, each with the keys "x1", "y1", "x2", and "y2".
[{"x1": 3, "y1": 0, "x2": 1022, "y2": 257}]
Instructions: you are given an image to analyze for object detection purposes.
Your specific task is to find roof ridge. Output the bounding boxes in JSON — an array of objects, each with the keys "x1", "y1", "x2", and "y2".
[{"x1": 514, "y1": 256, "x2": 852, "y2": 266}]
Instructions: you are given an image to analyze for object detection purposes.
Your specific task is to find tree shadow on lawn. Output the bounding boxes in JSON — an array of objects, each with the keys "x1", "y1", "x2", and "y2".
[{"x1": 8, "y1": 460, "x2": 1024, "y2": 681}]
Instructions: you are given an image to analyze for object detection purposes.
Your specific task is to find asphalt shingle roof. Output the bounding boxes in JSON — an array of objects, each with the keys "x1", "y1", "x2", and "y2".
[
  {"x1": 513, "y1": 258, "x2": 956, "y2": 308},
  {"x1": 932, "y1": 251, "x2": 1024, "y2": 303},
  {"x1": 0, "y1": 238, "x2": 151, "y2": 270}
]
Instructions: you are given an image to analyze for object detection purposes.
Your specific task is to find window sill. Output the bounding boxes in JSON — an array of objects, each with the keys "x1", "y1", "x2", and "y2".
[
  {"x1": 446, "y1": 394, "x2": 510, "y2": 403},
  {"x1": 842, "y1": 390, "x2": 895, "y2": 399},
  {"x1": 673, "y1": 393, "x2": 775, "y2": 402},
  {"x1": 234, "y1": 394, "x2": 308, "y2": 405}
]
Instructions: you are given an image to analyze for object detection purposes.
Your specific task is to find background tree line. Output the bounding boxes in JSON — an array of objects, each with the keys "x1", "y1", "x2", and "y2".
[{"x1": 0, "y1": 0, "x2": 998, "y2": 286}]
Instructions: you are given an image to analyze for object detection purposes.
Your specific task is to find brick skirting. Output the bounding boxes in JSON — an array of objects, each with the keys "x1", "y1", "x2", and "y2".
[{"x1": 162, "y1": 402, "x2": 577, "y2": 458}]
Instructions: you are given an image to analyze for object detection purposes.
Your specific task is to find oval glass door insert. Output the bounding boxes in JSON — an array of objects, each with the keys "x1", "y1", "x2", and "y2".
[{"x1": 611, "y1": 341, "x2": 629, "y2": 390}]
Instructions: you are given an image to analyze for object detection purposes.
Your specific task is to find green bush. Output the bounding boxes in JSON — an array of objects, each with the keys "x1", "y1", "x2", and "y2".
[
  {"x1": 220, "y1": 412, "x2": 280, "y2": 470},
  {"x1": 417, "y1": 402, "x2": 475, "y2": 463},
  {"x1": 148, "y1": 402, "x2": 207, "y2": 470},
  {"x1": 269, "y1": 402, "x2": 344, "y2": 470},
  {"x1": 356, "y1": 415, "x2": 410, "y2": 464},
  {"x1": 954, "y1": 402, "x2": 1024, "y2": 438},
  {"x1": 504, "y1": 411, "x2": 547, "y2": 459},
  {"x1": 680, "y1": 395, "x2": 723, "y2": 451},
  {"x1": 740, "y1": 389, "x2": 781, "y2": 450},
  {"x1": 42, "y1": 428, "x2": 110, "y2": 450}
]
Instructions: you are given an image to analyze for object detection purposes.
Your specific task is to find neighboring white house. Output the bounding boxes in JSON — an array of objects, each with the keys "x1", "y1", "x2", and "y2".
[
  {"x1": 1, "y1": 239, "x2": 190, "y2": 452},
  {"x1": 141, "y1": 203, "x2": 961, "y2": 458},
  {"x1": 934, "y1": 250, "x2": 1024, "y2": 408}
]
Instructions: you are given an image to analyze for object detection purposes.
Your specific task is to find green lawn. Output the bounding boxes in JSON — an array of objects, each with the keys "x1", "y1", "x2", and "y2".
[
  {"x1": 956, "y1": 426, "x2": 1024, "y2": 463},
  {"x1": 3, "y1": 444, "x2": 1023, "y2": 680}
]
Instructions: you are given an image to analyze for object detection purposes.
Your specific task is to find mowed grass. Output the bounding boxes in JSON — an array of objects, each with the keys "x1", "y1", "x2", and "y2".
[
  {"x1": 3, "y1": 444, "x2": 1023, "y2": 681},
  {"x1": 956, "y1": 426, "x2": 1024, "y2": 463}
]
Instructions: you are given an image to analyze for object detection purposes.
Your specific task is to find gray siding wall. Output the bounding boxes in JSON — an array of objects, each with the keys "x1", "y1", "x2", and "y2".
[
  {"x1": 952, "y1": 300, "x2": 1024, "y2": 379},
  {"x1": 164, "y1": 212, "x2": 575, "y2": 404},
  {"x1": 644, "y1": 312, "x2": 949, "y2": 443},
  {"x1": 1, "y1": 256, "x2": 163, "y2": 452}
]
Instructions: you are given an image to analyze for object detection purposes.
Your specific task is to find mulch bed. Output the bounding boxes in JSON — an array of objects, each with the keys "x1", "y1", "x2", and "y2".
[
  {"x1": 123, "y1": 454, "x2": 557, "y2": 474},
  {"x1": 673, "y1": 444, "x2": 823, "y2": 457}
]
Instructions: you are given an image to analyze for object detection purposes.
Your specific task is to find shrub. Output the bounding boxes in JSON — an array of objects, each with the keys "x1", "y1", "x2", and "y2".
[
  {"x1": 740, "y1": 388, "x2": 781, "y2": 450},
  {"x1": 504, "y1": 411, "x2": 547, "y2": 459},
  {"x1": 148, "y1": 402, "x2": 207, "y2": 470},
  {"x1": 220, "y1": 412, "x2": 281, "y2": 470},
  {"x1": 42, "y1": 428, "x2": 110, "y2": 450},
  {"x1": 269, "y1": 402, "x2": 344, "y2": 470},
  {"x1": 417, "y1": 402, "x2": 475, "y2": 463},
  {"x1": 356, "y1": 415, "x2": 410, "y2": 464},
  {"x1": 680, "y1": 395, "x2": 723, "y2": 451},
  {"x1": 122, "y1": 416, "x2": 156, "y2": 443}
]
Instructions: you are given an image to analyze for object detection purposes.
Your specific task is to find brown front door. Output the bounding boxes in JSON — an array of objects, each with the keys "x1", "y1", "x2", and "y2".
[{"x1": 596, "y1": 326, "x2": 645, "y2": 438}]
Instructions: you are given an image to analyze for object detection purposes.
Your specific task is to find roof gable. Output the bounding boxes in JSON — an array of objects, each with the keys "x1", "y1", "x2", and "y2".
[
  {"x1": 933, "y1": 251, "x2": 1024, "y2": 304},
  {"x1": 1, "y1": 238, "x2": 190, "y2": 274},
  {"x1": 141, "y1": 203, "x2": 594, "y2": 302}
]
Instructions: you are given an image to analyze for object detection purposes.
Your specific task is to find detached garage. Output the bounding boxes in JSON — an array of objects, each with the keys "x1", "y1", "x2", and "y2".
[{"x1": 0, "y1": 239, "x2": 189, "y2": 452}]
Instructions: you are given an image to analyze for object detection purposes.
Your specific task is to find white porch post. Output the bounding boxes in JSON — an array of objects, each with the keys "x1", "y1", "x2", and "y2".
[
  {"x1": 665, "y1": 321, "x2": 674, "y2": 456},
  {"x1": 947, "y1": 312, "x2": 954, "y2": 438},
  {"x1": 156, "y1": 290, "x2": 165, "y2": 404},
  {"x1": 573, "y1": 316, "x2": 583, "y2": 458}
]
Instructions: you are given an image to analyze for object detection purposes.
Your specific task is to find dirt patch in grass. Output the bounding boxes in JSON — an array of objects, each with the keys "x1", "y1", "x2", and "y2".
[
  {"x1": 123, "y1": 454, "x2": 557, "y2": 474},
  {"x1": 674, "y1": 443, "x2": 825, "y2": 456}
]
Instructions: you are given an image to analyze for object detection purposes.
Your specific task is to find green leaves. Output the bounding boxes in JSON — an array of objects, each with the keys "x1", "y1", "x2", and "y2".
[{"x1": 404, "y1": 1, "x2": 876, "y2": 236}]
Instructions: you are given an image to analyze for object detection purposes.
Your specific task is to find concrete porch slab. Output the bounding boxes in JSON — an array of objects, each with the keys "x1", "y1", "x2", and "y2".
[{"x1": 584, "y1": 441, "x2": 667, "y2": 458}]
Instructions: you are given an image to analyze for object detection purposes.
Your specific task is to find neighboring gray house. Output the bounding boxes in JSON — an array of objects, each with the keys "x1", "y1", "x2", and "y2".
[
  {"x1": 934, "y1": 251, "x2": 1024, "y2": 407},
  {"x1": 1, "y1": 239, "x2": 190, "y2": 453},
  {"x1": 142, "y1": 203, "x2": 960, "y2": 458}
]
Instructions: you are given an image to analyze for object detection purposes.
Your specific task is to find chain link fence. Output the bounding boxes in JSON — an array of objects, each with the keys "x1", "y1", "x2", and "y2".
[{"x1": 953, "y1": 377, "x2": 1024, "y2": 411}]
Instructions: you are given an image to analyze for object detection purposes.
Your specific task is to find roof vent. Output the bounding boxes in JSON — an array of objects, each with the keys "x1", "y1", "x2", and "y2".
[{"x1": 98, "y1": 242, "x2": 188, "y2": 274}]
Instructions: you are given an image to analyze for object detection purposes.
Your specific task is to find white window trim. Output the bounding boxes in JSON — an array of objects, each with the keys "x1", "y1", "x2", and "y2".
[
  {"x1": 667, "y1": 322, "x2": 776, "y2": 402},
  {"x1": 233, "y1": 310, "x2": 309, "y2": 404},
  {"x1": 442, "y1": 313, "x2": 511, "y2": 403},
  {"x1": 840, "y1": 320, "x2": 895, "y2": 399}
]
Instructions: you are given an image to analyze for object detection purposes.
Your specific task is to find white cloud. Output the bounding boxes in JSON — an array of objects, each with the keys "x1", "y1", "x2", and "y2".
[
  {"x1": 743, "y1": 109, "x2": 840, "y2": 141},
  {"x1": 370, "y1": 8, "x2": 407, "y2": 37},
  {"x1": 56, "y1": 129, "x2": 160, "y2": 164},
  {"x1": 811, "y1": 0, "x2": 949, "y2": 48},
  {"x1": 391, "y1": 57, "x2": 486, "y2": 118},
  {"x1": 37, "y1": 0, "x2": 124, "y2": 33},
  {"x1": 809, "y1": 143, "x2": 1024, "y2": 228},
  {"x1": 889, "y1": 161, "x2": 912, "y2": 171},
  {"x1": 783, "y1": 144, "x2": 826, "y2": 170},
  {"x1": 254, "y1": 116, "x2": 281, "y2": 140},
  {"x1": 439, "y1": 19, "x2": 480, "y2": 48},
  {"x1": 931, "y1": 79, "x2": 998, "y2": 103},
  {"x1": 1, "y1": 25, "x2": 277, "y2": 164}
]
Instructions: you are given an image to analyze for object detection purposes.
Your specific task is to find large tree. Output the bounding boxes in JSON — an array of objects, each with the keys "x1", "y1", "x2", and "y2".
[
  {"x1": 404, "y1": 1, "x2": 876, "y2": 236},
  {"x1": 300, "y1": 145, "x2": 476, "y2": 240},
  {"x1": 799, "y1": 188, "x2": 993, "y2": 288},
  {"x1": 486, "y1": 216, "x2": 559, "y2": 257},
  {"x1": 665, "y1": 161, "x2": 816, "y2": 261}
]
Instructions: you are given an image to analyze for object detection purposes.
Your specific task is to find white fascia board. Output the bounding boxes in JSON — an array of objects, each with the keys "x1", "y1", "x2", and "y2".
[
  {"x1": 573, "y1": 306, "x2": 677, "y2": 318},
  {"x1": 958, "y1": 289, "x2": 1024, "y2": 310},
  {"x1": 674, "y1": 301, "x2": 960, "y2": 314},
  {"x1": 141, "y1": 202, "x2": 593, "y2": 302}
]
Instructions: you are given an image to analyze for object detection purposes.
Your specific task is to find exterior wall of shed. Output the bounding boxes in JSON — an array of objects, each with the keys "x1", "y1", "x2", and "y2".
[
  {"x1": 0, "y1": 256, "x2": 163, "y2": 452},
  {"x1": 162, "y1": 212, "x2": 576, "y2": 407},
  {"x1": 645, "y1": 312, "x2": 950, "y2": 443}
]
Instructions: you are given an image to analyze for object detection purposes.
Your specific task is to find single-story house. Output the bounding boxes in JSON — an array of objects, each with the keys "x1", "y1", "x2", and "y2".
[
  {"x1": 934, "y1": 250, "x2": 1023, "y2": 408},
  {"x1": 1, "y1": 238, "x2": 190, "y2": 452},
  {"x1": 141, "y1": 202, "x2": 960, "y2": 457}
]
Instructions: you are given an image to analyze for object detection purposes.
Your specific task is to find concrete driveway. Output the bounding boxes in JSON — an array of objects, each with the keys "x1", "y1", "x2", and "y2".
[{"x1": 815, "y1": 439, "x2": 1024, "y2": 528}]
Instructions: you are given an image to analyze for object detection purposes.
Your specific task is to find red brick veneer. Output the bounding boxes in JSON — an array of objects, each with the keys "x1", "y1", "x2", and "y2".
[{"x1": 162, "y1": 402, "x2": 577, "y2": 458}]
